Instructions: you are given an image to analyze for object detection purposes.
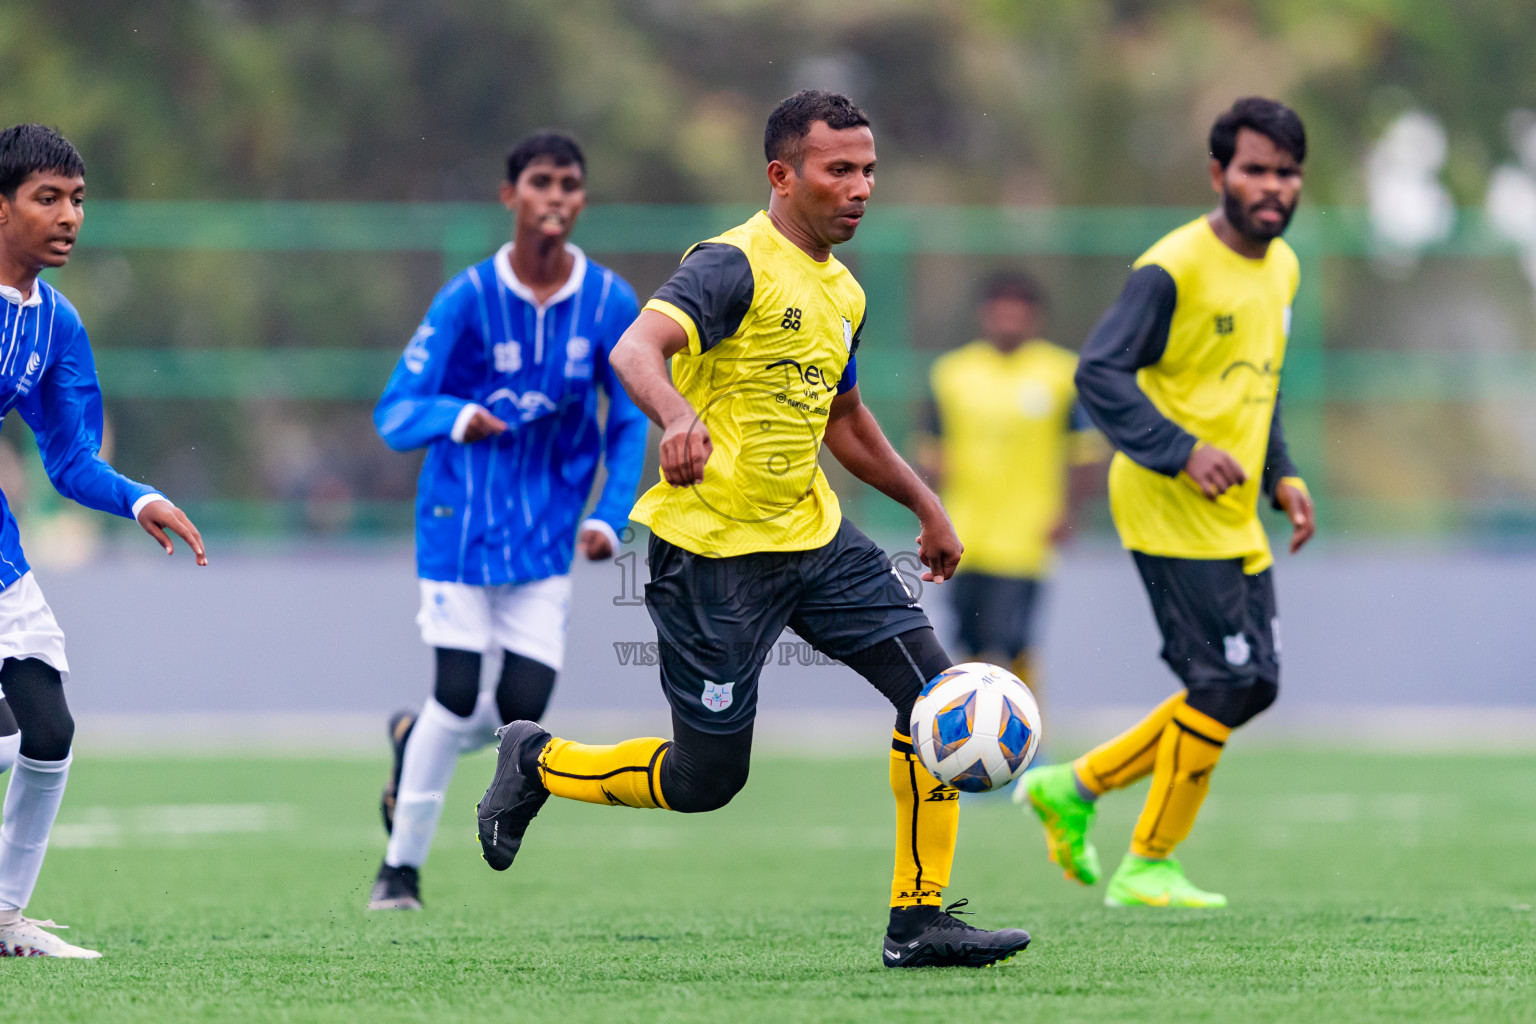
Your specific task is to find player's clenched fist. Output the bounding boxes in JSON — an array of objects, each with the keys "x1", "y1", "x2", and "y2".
[
  {"x1": 1184, "y1": 443, "x2": 1246, "y2": 500},
  {"x1": 659, "y1": 414, "x2": 712, "y2": 486},
  {"x1": 460, "y1": 408, "x2": 508, "y2": 443},
  {"x1": 915, "y1": 505, "x2": 963, "y2": 583}
]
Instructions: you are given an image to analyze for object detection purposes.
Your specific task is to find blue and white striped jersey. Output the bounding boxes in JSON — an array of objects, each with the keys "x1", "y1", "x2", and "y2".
[
  {"x1": 0, "y1": 280, "x2": 161, "y2": 589},
  {"x1": 375, "y1": 244, "x2": 648, "y2": 585}
]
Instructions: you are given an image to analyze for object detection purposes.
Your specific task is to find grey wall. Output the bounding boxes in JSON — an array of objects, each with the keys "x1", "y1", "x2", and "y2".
[{"x1": 35, "y1": 539, "x2": 1536, "y2": 720}]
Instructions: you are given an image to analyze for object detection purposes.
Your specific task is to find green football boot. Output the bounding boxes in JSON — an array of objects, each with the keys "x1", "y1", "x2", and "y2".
[
  {"x1": 1103, "y1": 856, "x2": 1227, "y2": 908},
  {"x1": 1015, "y1": 763, "x2": 1100, "y2": 885}
]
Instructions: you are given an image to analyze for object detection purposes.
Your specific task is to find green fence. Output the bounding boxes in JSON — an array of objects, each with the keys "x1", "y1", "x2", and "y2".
[{"x1": 34, "y1": 202, "x2": 1536, "y2": 539}]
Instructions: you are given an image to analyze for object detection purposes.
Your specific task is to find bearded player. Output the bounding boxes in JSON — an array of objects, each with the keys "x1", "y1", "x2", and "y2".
[
  {"x1": 1021, "y1": 97, "x2": 1316, "y2": 908},
  {"x1": 476, "y1": 91, "x2": 1031, "y2": 968}
]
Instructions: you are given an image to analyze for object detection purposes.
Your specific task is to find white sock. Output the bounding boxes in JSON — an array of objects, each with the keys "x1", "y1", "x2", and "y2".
[
  {"x1": 384, "y1": 700, "x2": 475, "y2": 869},
  {"x1": 462, "y1": 690, "x2": 503, "y2": 754},
  {"x1": 0, "y1": 752, "x2": 71, "y2": 912},
  {"x1": 0, "y1": 733, "x2": 18, "y2": 777}
]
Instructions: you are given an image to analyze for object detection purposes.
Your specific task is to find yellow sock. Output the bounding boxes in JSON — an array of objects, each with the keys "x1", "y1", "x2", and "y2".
[
  {"x1": 1073, "y1": 691, "x2": 1186, "y2": 795},
  {"x1": 1129, "y1": 703, "x2": 1231, "y2": 859},
  {"x1": 889, "y1": 732, "x2": 958, "y2": 907},
  {"x1": 1010, "y1": 652, "x2": 1039, "y2": 705},
  {"x1": 537, "y1": 736, "x2": 672, "y2": 809}
]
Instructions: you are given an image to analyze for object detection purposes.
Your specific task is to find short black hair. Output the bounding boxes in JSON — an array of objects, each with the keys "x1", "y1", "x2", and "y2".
[
  {"x1": 0, "y1": 124, "x2": 85, "y2": 199},
  {"x1": 1209, "y1": 97, "x2": 1306, "y2": 169},
  {"x1": 763, "y1": 90, "x2": 871, "y2": 168},
  {"x1": 505, "y1": 131, "x2": 585, "y2": 184},
  {"x1": 980, "y1": 271, "x2": 1045, "y2": 308}
]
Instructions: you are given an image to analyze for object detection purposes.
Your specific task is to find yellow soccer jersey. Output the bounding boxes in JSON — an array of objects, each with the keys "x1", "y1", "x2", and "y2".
[
  {"x1": 929, "y1": 339, "x2": 1095, "y2": 578},
  {"x1": 632, "y1": 211, "x2": 865, "y2": 557},
  {"x1": 1076, "y1": 216, "x2": 1303, "y2": 573}
]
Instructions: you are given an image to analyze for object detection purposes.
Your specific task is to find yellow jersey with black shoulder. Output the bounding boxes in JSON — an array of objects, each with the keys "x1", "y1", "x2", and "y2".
[
  {"x1": 1075, "y1": 216, "x2": 1303, "y2": 574},
  {"x1": 633, "y1": 211, "x2": 865, "y2": 557},
  {"x1": 929, "y1": 339, "x2": 1100, "y2": 578}
]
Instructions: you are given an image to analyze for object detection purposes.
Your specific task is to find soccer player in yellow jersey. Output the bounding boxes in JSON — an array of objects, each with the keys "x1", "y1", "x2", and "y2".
[
  {"x1": 477, "y1": 91, "x2": 1031, "y2": 967},
  {"x1": 1022, "y1": 97, "x2": 1317, "y2": 908},
  {"x1": 923, "y1": 273, "x2": 1102, "y2": 695}
]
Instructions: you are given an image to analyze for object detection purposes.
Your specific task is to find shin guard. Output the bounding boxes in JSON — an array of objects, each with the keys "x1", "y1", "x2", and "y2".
[
  {"x1": 1074, "y1": 692, "x2": 1185, "y2": 796},
  {"x1": 1129, "y1": 704, "x2": 1231, "y2": 860},
  {"x1": 538, "y1": 736, "x2": 672, "y2": 809},
  {"x1": 889, "y1": 734, "x2": 958, "y2": 907}
]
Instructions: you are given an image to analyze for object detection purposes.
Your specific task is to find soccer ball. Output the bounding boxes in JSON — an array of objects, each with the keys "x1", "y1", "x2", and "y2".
[{"x1": 911, "y1": 662, "x2": 1042, "y2": 793}]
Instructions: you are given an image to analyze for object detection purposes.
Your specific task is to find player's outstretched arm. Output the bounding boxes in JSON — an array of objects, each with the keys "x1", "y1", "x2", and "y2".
[
  {"x1": 137, "y1": 499, "x2": 208, "y2": 566},
  {"x1": 823, "y1": 385, "x2": 962, "y2": 582},
  {"x1": 610, "y1": 310, "x2": 711, "y2": 487},
  {"x1": 22, "y1": 313, "x2": 205, "y2": 565}
]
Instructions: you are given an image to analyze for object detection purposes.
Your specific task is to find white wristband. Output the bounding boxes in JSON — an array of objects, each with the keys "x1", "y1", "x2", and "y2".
[
  {"x1": 451, "y1": 403, "x2": 486, "y2": 443},
  {"x1": 578, "y1": 519, "x2": 620, "y2": 549},
  {"x1": 132, "y1": 493, "x2": 168, "y2": 519}
]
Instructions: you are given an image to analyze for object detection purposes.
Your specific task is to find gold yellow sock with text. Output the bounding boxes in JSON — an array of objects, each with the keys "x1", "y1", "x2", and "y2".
[
  {"x1": 537, "y1": 736, "x2": 672, "y2": 809},
  {"x1": 889, "y1": 734, "x2": 958, "y2": 907},
  {"x1": 1073, "y1": 691, "x2": 1186, "y2": 795},
  {"x1": 1129, "y1": 704, "x2": 1230, "y2": 859}
]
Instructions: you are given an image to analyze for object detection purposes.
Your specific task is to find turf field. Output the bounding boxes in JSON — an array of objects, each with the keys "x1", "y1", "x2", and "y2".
[{"x1": 4, "y1": 745, "x2": 1534, "y2": 1022}]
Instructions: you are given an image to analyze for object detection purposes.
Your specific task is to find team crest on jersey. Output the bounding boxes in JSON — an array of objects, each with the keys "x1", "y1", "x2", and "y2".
[
  {"x1": 1223, "y1": 633, "x2": 1251, "y2": 666},
  {"x1": 701, "y1": 680, "x2": 735, "y2": 713},
  {"x1": 14, "y1": 351, "x2": 42, "y2": 394},
  {"x1": 565, "y1": 336, "x2": 593, "y2": 379}
]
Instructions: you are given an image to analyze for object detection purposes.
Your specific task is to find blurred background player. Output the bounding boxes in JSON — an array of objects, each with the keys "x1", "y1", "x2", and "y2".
[
  {"x1": 0, "y1": 125, "x2": 206, "y2": 958},
  {"x1": 476, "y1": 91, "x2": 1032, "y2": 968},
  {"x1": 919, "y1": 272, "x2": 1103, "y2": 719},
  {"x1": 368, "y1": 132, "x2": 647, "y2": 911},
  {"x1": 1021, "y1": 98, "x2": 1317, "y2": 908}
]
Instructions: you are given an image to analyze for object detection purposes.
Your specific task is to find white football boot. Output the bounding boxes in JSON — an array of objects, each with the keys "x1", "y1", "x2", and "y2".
[{"x1": 0, "y1": 916, "x2": 102, "y2": 958}]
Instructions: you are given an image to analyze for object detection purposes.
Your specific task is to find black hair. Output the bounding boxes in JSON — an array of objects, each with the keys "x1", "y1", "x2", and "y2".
[
  {"x1": 1209, "y1": 97, "x2": 1306, "y2": 169},
  {"x1": 980, "y1": 271, "x2": 1045, "y2": 308},
  {"x1": 763, "y1": 90, "x2": 871, "y2": 167},
  {"x1": 505, "y1": 131, "x2": 585, "y2": 184},
  {"x1": 0, "y1": 124, "x2": 84, "y2": 199}
]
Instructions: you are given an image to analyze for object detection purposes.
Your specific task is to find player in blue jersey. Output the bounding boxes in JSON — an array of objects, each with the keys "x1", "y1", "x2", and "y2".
[
  {"x1": 0, "y1": 125, "x2": 206, "y2": 958},
  {"x1": 367, "y1": 132, "x2": 647, "y2": 910}
]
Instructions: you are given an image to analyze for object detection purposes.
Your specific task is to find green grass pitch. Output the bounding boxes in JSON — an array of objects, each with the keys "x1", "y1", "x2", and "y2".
[{"x1": 3, "y1": 745, "x2": 1534, "y2": 1022}]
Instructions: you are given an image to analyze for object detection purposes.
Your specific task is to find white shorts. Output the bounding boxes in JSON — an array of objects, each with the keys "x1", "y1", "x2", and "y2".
[
  {"x1": 0, "y1": 572, "x2": 69, "y2": 694},
  {"x1": 416, "y1": 576, "x2": 571, "y2": 670}
]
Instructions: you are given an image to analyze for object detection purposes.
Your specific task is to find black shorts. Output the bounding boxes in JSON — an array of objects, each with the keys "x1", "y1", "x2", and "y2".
[
  {"x1": 645, "y1": 519, "x2": 934, "y2": 734},
  {"x1": 1132, "y1": 552, "x2": 1279, "y2": 690},
  {"x1": 948, "y1": 573, "x2": 1042, "y2": 660}
]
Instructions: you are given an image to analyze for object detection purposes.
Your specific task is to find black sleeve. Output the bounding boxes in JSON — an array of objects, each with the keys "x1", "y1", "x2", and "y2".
[
  {"x1": 1073, "y1": 264, "x2": 1197, "y2": 476},
  {"x1": 649, "y1": 242, "x2": 755, "y2": 352},
  {"x1": 1261, "y1": 390, "x2": 1301, "y2": 507}
]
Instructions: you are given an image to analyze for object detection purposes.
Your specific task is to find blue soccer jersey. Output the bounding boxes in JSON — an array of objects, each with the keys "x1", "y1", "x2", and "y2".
[
  {"x1": 375, "y1": 244, "x2": 648, "y2": 585},
  {"x1": 0, "y1": 281, "x2": 162, "y2": 588}
]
